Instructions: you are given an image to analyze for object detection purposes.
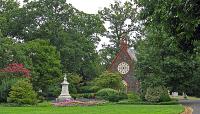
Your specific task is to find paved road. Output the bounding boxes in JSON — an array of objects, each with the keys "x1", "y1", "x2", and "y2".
[{"x1": 179, "y1": 100, "x2": 200, "y2": 114}]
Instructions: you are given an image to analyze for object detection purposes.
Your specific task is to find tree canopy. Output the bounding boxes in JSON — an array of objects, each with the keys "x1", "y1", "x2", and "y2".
[
  {"x1": 98, "y1": 0, "x2": 140, "y2": 68},
  {"x1": 0, "y1": 0, "x2": 106, "y2": 99},
  {"x1": 1, "y1": 0, "x2": 200, "y2": 98},
  {"x1": 135, "y1": 0, "x2": 200, "y2": 96},
  {"x1": 0, "y1": 0, "x2": 106, "y2": 82}
]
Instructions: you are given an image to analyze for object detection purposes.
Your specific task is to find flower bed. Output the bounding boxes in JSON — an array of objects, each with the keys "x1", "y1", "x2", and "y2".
[{"x1": 52, "y1": 99, "x2": 106, "y2": 106}]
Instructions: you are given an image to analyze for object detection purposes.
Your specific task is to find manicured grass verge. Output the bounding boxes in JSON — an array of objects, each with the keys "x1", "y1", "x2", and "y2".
[
  {"x1": 117, "y1": 100, "x2": 180, "y2": 105},
  {"x1": 171, "y1": 96, "x2": 200, "y2": 100},
  {"x1": 0, "y1": 104, "x2": 183, "y2": 114}
]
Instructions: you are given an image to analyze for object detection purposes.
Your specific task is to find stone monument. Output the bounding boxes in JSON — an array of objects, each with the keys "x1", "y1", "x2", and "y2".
[{"x1": 57, "y1": 74, "x2": 72, "y2": 102}]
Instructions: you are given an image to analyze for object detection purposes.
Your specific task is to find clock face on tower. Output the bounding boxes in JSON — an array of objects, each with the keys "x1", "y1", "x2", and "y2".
[{"x1": 117, "y1": 62, "x2": 130, "y2": 74}]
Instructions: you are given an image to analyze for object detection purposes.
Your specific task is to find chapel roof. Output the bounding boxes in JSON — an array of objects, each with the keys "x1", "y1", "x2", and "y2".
[
  {"x1": 127, "y1": 48, "x2": 137, "y2": 61},
  {"x1": 108, "y1": 36, "x2": 137, "y2": 70}
]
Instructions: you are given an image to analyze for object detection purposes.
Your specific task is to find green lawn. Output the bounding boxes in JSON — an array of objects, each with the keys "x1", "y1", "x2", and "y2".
[{"x1": 0, "y1": 104, "x2": 183, "y2": 114}]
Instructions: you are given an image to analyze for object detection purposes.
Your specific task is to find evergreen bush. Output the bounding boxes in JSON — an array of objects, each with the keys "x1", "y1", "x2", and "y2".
[
  {"x1": 67, "y1": 73, "x2": 82, "y2": 94},
  {"x1": 159, "y1": 87, "x2": 171, "y2": 102},
  {"x1": 96, "y1": 88, "x2": 122, "y2": 102},
  {"x1": 75, "y1": 93, "x2": 95, "y2": 99},
  {"x1": 0, "y1": 77, "x2": 18, "y2": 102},
  {"x1": 127, "y1": 92, "x2": 141, "y2": 102},
  {"x1": 118, "y1": 92, "x2": 128, "y2": 100},
  {"x1": 95, "y1": 71, "x2": 124, "y2": 90},
  {"x1": 79, "y1": 86, "x2": 100, "y2": 93},
  {"x1": 46, "y1": 84, "x2": 61, "y2": 98},
  {"x1": 7, "y1": 79, "x2": 38, "y2": 105}
]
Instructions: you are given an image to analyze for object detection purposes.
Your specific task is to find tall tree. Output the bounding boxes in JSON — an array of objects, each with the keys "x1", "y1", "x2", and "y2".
[
  {"x1": 136, "y1": 0, "x2": 200, "y2": 96},
  {"x1": 16, "y1": 39, "x2": 62, "y2": 96},
  {"x1": 18, "y1": 0, "x2": 105, "y2": 44},
  {"x1": 0, "y1": 36, "x2": 14, "y2": 68},
  {"x1": 98, "y1": 0, "x2": 140, "y2": 68},
  {"x1": 0, "y1": 0, "x2": 20, "y2": 37},
  {"x1": 23, "y1": 0, "x2": 106, "y2": 81},
  {"x1": 1, "y1": 0, "x2": 106, "y2": 81},
  {"x1": 0, "y1": 37, "x2": 62, "y2": 98}
]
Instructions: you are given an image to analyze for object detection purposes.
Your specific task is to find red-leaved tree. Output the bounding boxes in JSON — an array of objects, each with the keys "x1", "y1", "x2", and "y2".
[{"x1": 0, "y1": 63, "x2": 30, "y2": 78}]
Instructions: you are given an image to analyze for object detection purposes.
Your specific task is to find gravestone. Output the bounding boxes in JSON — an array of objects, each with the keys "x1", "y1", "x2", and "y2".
[{"x1": 172, "y1": 92, "x2": 178, "y2": 97}]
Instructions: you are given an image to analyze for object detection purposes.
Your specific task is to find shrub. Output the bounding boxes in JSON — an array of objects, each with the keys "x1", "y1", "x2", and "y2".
[
  {"x1": 145, "y1": 86, "x2": 171, "y2": 102},
  {"x1": 37, "y1": 95, "x2": 45, "y2": 103},
  {"x1": 118, "y1": 92, "x2": 128, "y2": 100},
  {"x1": 45, "y1": 84, "x2": 61, "y2": 98},
  {"x1": 37, "y1": 101, "x2": 51, "y2": 107},
  {"x1": 67, "y1": 73, "x2": 82, "y2": 94},
  {"x1": 127, "y1": 92, "x2": 141, "y2": 102},
  {"x1": 69, "y1": 84, "x2": 77, "y2": 94},
  {"x1": 159, "y1": 87, "x2": 171, "y2": 102},
  {"x1": 95, "y1": 71, "x2": 124, "y2": 90},
  {"x1": 7, "y1": 79, "x2": 38, "y2": 105},
  {"x1": 158, "y1": 101, "x2": 179, "y2": 105},
  {"x1": 0, "y1": 77, "x2": 18, "y2": 102},
  {"x1": 90, "y1": 86, "x2": 101, "y2": 93},
  {"x1": 96, "y1": 88, "x2": 126, "y2": 102},
  {"x1": 74, "y1": 93, "x2": 95, "y2": 99},
  {"x1": 71, "y1": 94, "x2": 77, "y2": 99},
  {"x1": 79, "y1": 86, "x2": 100, "y2": 93},
  {"x1": 145, "y1": 88, "x2": 160, "y2": 102}
]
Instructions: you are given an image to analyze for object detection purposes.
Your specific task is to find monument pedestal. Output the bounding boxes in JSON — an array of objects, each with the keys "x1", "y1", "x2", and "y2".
[
  {"x1": 56, "y1": 74, "x2": 72, "y2": 102},
  {"x1": 56, "y1": 96, "x2": 72, "y2": 102}
]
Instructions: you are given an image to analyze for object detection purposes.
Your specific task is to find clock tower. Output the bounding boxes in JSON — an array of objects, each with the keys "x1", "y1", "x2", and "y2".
[{"x1": 108, "y1": 35, "x2": 139, "y2": 92}]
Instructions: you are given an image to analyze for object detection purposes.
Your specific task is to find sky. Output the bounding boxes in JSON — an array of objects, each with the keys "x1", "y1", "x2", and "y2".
[
  {"x1": 67, "y1": 0, "x2": 116, "y2": 14},
  {"x1": 18, "y1": 0, "x2": 122, "y2": 13},
  {"x1": 66, "y1": 0, "x2": 120, "y2": 50},
  {"x1": 18, "y1": 0, "x2": 128, "y2": 50}
]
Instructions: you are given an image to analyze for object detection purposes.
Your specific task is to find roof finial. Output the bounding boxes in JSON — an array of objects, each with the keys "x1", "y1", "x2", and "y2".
[{"x1": 120, "y1": 33, "x2": 128, "y2": 49}]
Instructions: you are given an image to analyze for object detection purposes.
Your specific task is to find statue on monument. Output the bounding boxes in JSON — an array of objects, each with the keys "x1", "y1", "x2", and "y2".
[{"x1": 57, "y1": 74, "x2": 72, "y2": 102}]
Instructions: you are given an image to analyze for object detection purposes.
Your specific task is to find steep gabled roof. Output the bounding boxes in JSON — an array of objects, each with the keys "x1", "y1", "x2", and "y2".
[
  {"x1": 108, "y1": 35, "x2": 137, "y2": 70},
  {"x1": 127, "y1": 48, "x2": 137, "y2": 61},
  {"x1": 108, "y1": 46, "x2": 136, "y2": 70}
]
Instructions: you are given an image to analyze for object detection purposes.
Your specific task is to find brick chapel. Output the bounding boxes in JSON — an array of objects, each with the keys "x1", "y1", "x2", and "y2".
[{"x1": 108, "y1": 36, "x2": 139, "y2": 92}]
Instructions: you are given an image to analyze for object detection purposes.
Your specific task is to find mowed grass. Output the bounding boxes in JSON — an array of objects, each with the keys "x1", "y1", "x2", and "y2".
[
  {"x1": 0, "y1": 104, "x2": 183, "y2": 114},
  {"x1": 171, "y1": 95, "x2": 200, "y2": 100}
]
